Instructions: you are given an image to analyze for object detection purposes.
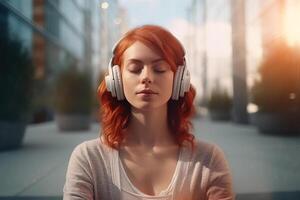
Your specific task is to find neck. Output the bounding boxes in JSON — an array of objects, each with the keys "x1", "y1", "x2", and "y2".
[{"x1": 124, "y1": 105, "x2": 175, "y2": 147}]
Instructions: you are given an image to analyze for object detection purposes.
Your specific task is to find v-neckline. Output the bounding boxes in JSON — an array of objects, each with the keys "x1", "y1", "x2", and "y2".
[{"x1": 118, "y1": 146, "x2": 183, "y2": 197}]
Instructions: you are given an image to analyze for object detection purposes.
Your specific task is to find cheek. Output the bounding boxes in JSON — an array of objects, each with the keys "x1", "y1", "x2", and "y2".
[
  {"x1": 121, "y1": 72, "x2": 136, "y2": 94},
  {"x1": 161, "y1": 73, "x2": 174, "y2": 96}
]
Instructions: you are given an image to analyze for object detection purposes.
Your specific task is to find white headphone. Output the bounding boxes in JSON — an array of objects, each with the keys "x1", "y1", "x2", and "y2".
[{"x1": 105, "y1": 40, "x2": 191, "y2": 101}]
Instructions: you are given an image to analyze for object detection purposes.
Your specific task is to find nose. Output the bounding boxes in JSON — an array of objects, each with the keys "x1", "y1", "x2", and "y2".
[
  {"x1": 141, "y1": 67, "x2": 153, "y2": 84},
  {"x1": 142, "y1": 78, "x2": 151, "y2": 84}
]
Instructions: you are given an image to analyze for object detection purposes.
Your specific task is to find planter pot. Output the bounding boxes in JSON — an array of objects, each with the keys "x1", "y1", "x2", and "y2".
[
  {"x1": 0, "y1": 121, "x2": 26, "y2": 151},
  {"x1": 55, "y1": 114, "x2": 91, "y2": 131},
  {"x1": 252, "y1": 112, "x2": 300, "y2": 135},
  {"x1": 31, "y1": 108, "x2": 54, "y2": 124},
  {"x1": 209, "y1": 109, "x2": 231, "y2": 121}
]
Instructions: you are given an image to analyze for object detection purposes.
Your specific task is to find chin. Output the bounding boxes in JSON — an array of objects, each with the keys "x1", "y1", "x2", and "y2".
[
  {"x1": 132, "y1": 102, "x2": 168, "y2": 112},
  {"x1": 133, "y1": 104, "x2": 156, "y2": 111}
]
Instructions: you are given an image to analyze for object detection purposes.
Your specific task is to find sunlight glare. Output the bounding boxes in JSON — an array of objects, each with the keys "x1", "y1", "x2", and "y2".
[
  {"x1": 284, "y1": 1, "x2": 300, "y2": 46},
  {"x1": 101, "y1": 2, "x2": 109, "y2": 10}
]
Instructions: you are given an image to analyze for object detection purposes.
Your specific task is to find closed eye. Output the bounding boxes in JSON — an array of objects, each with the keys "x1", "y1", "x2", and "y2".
[
  {"x1": 154, "y1": 69, "x2": 166, "y2": 73},
  {"x1": 127, "y1": 63, "x2": 142, "y2": 73},
  {"x1": 153, "y1": 65, "x2": 168, "y2": 73},
  {"x1": 129, "y1": 68, "x2": 142, "y2": 73}
]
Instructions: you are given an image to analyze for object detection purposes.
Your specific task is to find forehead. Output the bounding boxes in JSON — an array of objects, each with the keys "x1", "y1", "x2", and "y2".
[{"x1": 123, "y1": 41, "x2": 161, "y2": 63}]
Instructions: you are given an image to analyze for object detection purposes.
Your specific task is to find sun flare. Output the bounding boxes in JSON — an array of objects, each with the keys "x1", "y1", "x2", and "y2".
[{"x1": 284, "y1": 1, "x2": 300, "y2": 46}]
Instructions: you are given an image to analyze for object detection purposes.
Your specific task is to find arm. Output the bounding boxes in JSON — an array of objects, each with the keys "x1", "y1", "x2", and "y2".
[
  {"x1": 206, "y1": 145, "x2": 235, "y2": 200},
  {"x1": 63, "y1": 143, "x2": 94, "y2": 200}
]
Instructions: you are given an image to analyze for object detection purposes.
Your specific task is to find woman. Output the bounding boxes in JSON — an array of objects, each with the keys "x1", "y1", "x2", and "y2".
[{"x1": 63, "y1": 25, "x2": 234, "y2": 200}]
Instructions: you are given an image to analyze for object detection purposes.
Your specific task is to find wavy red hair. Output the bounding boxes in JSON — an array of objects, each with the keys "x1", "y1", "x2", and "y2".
[{"x1": 97, "y1": 25, "x2": 196, "y2": 149}]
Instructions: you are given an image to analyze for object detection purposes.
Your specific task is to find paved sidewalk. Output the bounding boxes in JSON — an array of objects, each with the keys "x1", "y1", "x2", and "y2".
[
  {"x1": 193, "y1": 117, "x2": 300, "y2": 197},
  {"x1": 0, "y1": 122, "x2": 99, "y2": 199},
  {"x1": 0, "y1": 117, "x2": 300, "y2": 199}
]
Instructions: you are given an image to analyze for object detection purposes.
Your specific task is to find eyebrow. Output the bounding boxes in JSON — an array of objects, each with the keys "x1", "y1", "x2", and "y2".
[{"x1": 126, "y1": 58, "x2": 164, "y2": 64}]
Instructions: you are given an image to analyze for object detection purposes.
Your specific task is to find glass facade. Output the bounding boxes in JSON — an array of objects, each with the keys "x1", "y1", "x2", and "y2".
[
  {"x1": 3, "y1": 0, "x2": 33, "y2": 51},
  {"x1": 58, "y1": 0, "x2": 84, "y2": 59},
  {"x1": 0, "y1": 0, "x2": 115, "y2": 123}
]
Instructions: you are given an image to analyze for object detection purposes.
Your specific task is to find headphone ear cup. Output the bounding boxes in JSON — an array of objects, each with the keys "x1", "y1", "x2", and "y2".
[
  {"x1": 112, "y1": 65, "x2": 125, "y2": 100},
  {"x1": 179, "y1": 68, "x2": 191, "y2": 97},
  {"x1": 172, "y1": 65, "x2": 184, "y2": 100},
  {"x1": 105, "y1": 66, "x2": 116, "y2": 97}
]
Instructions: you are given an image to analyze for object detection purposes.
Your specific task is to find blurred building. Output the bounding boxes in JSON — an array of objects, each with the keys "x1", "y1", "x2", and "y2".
[
  {"x1": 0, "y1": 0, "x2": 124, "y2": 123},
  {"x1": 187, "y1": 0, "x2": 208, "y2": 104},
  {"x1": 98, "y1": 0, "x2": 126, "y2": 84},
  {"x1": 187, "y1": 0, "x2": 299, "y2": 116},
  {"x1": 231, "y1": 0, "x2": 248, "y2": 123},
  {"x1": 188, "y1": 0, "x2": 232, "y2": 104}
]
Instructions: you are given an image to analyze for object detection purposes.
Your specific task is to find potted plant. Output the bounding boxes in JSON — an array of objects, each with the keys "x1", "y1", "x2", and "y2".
[
  {"x1": 54, "y1": 65, "x2": 93, "y2": 131},
  {"x1": 0, "y1": 35, "x2": 34, "y2": 150},
  {"x1": 31, "y1": 78, "x2": 54, "y2": 123},
  {"x1": 207, "y1": 87, "x2": 232, "y2": 121},
  {"x1": 251, "y1": 42, "x2": 300, "y2": 135}
]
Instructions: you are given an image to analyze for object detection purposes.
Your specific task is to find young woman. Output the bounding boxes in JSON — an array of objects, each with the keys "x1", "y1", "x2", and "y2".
[{"x1": 63, "y1": 25, "x2": 234, "y2": 200}]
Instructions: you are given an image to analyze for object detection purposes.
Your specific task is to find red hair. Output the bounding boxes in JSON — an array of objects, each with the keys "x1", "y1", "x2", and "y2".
[{"x1": 97, "y1": 25, "x2": 196, "y2": 149}]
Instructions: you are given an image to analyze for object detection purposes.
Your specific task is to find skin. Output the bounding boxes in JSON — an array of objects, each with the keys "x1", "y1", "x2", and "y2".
[{"x1": 119, "y1": 41, "x2": 181, "y2": 196}]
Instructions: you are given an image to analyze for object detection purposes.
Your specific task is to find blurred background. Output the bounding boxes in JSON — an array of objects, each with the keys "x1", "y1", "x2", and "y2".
[{"x1": 0, "y1": 0, "x2": 299, "y2": 199}]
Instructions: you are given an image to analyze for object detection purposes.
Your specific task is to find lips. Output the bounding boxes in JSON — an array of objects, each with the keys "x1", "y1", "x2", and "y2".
[{"x1": 137, "y1": 89, "x2": 157, "y2": 94}]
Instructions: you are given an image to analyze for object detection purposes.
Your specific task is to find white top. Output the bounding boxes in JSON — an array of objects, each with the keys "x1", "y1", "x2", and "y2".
[
  {"x1": 63, "y1": 138, "x2": 235, "y2": 200},
  {"x1": 118, "y1": 145, "x2": 184, "y2": 199}
]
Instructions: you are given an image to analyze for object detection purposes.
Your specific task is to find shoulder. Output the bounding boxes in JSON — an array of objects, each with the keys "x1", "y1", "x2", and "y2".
[
  {"x1": 70, "y1": 138, "x2": 114, "y2": 164},
  {"x1": 64, "y1": 139, "x2": 114, "y2": 199},
  {"x1": 196, "y1": 139, "x2": 225, "y2": 153},
  {"x1": 72, "y1": 138, "x2": 99, "y2": 156},
  {"x1": 187, "y1": 139, "x2": 229, "y2": 168},
  {"x1": 185, "y1": 140, "x2": 234, "y2": 198}
]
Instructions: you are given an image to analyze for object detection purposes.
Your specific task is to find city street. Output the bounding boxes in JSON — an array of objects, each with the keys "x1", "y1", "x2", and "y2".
[{"x1": 0, "y1": 116, "x2": 299, "y2": 200}]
